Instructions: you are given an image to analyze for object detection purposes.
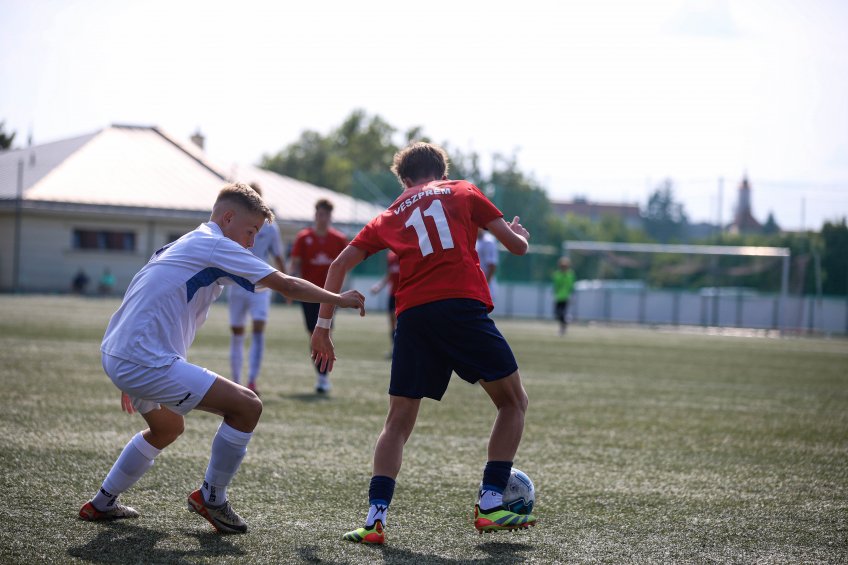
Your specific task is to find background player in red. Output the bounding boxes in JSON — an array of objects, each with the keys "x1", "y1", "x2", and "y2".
[
  {"x1": 311, "y1": 142, "x2": 537, "y2": 543},
  {"x1": 370, "y1": 250, "x2": 400, "y2": 358},
  {"x1": 289, "y1": 199, "x2": 348, "y2": 393}
]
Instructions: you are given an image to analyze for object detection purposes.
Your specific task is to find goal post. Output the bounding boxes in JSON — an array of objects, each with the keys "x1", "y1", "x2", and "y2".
[{"x1": 562, "y1": 241, "x2": 792, "y2": 332}]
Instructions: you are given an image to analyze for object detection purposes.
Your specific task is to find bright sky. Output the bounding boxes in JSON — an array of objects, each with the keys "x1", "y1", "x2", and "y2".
[{"x1": 2, "y1": 0, "x2": 847, "y2": 230}]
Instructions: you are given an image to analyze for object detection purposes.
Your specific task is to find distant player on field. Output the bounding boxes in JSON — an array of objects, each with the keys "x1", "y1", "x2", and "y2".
[
  {"x1": 79, "y1": 183, "x2": 365, "y2": 534},
  {"x1": 290, "y1": 199, "x2": 348, "y2": 393},
  {"x1": 227, "y1": 183, "x2": 286, "y2": 396},
  {"x1": 311, "y1": 142, "x2": 537, "y2": 544},
  {"x1": 476, "y1": 228, "x2": 499, "y2": 304},
  {"x1": 553, "y1": 256, "x2": 576, "y2": 335}
]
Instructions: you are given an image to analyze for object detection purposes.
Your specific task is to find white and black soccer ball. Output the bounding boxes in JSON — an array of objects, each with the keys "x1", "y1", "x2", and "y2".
[{"x1": 502, "y1": 467, "x2": 535, "y2": 515}]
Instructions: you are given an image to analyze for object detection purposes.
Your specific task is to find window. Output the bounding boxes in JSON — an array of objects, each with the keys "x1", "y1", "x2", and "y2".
[{"x1": 72, "y1": 229, "x2": 136, "y2": 252}]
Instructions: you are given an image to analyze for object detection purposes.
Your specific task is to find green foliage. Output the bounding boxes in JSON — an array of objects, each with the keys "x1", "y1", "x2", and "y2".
[
  {"x1": 821, "y1": 218, "x2": 848, "y2": 295},
  {"x1": 260, "y1": 110, "x2": 401, "y2": 202},
  {"x1": 0, "y1": 121, "x2": 15, "y2": 150},
  {"x1": 642, "y1": 179, "x2": 689, "y2": 243},
  {"x1": 762, "y1": 212, "x2": 780, "y2": 235}
]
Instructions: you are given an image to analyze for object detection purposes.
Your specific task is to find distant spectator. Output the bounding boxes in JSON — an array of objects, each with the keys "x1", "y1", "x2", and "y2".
[
  {"x1": 553, "y1": 257, "x2": 575, "y2": 335},
  {"x1": 99, "y1": 268, "x2": 116, "y2": 296},
  {"x1": 72, "y1": 269, "x2": 90, "y2": 295}
]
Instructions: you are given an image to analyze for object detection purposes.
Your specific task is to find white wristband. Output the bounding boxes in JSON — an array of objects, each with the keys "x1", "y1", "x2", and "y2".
[{"x1": 316, "y1": 317, "x2": 333, "y2": 329}]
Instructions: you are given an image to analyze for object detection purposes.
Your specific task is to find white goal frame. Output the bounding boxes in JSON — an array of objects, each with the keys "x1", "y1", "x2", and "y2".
[{"x1": 562, "y1": 241, "x2": 791, "y2": 332}]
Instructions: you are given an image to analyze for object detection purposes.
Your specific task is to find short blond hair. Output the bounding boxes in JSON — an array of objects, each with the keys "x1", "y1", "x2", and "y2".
[{"x1": 214, "y1": 182, "x2": 275, "y2": 223}]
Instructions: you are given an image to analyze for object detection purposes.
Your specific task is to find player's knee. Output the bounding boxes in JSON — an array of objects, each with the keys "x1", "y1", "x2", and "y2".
[
  {"x1": 149, "y1": 419, "x2": 184, "y2": 446},
  {"x1": 244, "y1": 391, "x2": 263, "y2": 421}
]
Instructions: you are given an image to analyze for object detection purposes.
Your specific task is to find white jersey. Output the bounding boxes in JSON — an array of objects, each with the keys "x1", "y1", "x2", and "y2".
[
  {"x1": 476, "y1": 232, "x2": 499, "y2": 301},
  {"x1": 102, "y1": 222, "x2": 276, "y2": 367}
]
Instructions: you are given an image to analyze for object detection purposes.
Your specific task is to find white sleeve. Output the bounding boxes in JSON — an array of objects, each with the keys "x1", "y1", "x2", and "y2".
[
  {"x1": 211, "y1": 239, "x2": 276, "y2": 289},
  {"x1": 485, "y1": 239, "x2": 499, "y2": 265}
]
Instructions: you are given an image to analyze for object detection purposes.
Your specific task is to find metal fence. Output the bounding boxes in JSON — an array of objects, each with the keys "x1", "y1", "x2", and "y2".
[{"x1": 352, "y1": 276, "x2": 848, "y2": 335}]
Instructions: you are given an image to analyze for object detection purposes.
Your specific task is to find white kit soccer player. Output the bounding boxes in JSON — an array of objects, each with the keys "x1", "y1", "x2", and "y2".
[{"x1": 79, "y1": 184, "x2": 365, "y2": 533}]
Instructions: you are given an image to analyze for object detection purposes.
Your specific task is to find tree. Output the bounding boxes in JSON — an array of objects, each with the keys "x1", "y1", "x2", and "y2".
[
  {"x1": 0, "y1": 121, "x2": 15, "y2": 150},
  {"x1": 821, "y1": 218, "x2": 848, "y2": 296},
  {"x1": 642, "y1": 180, "x2": 689, "y2": 243},
  {"x1": 762, "y1": 212, "x2": 780, "y2": 235},
  {"x1": 261, "y1": 109, "x2": 400, "y2": 202}
]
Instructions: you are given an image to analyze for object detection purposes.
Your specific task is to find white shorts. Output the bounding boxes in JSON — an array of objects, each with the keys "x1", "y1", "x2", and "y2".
[
  {"x1": 101, "y1": 353, "x2": 218, "y2": 416},
  {"x1": 228, "y1": 285, "x2": 272, "y2": 327}
]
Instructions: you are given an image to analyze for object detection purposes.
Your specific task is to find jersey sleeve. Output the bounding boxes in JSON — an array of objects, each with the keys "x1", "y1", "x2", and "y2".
[
  {"x1": 349, "y1": 219, "x2": 385, "y2": 256},
  {"x1": 469, "y1": 185, "x2": 503, "y2": 227},
  {"x1": 211, "y1": 238, "x2": 277, "y2": 286}
]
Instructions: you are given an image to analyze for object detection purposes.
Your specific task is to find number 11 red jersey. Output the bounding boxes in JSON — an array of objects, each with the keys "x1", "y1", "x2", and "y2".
[{"x1": 350, "y1": 180, "x2": 503, "y2": 315}]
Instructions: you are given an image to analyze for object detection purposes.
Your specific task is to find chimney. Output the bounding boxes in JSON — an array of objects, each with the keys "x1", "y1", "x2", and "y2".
[{"x1": 190, "y1": 129, "x2": 205, "y2": 151}]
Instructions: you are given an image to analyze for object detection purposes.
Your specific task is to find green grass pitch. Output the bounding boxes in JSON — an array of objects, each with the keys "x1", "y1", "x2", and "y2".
[{"x1": 0, "y1": 295, "x2": 846, "y2": 563}]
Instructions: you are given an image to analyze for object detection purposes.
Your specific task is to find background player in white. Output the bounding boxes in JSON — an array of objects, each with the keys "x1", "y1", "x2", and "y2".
[
  {"x1": 79, "y1": 183, "x2": 365, "y2": 534},
  {"x1": 228, "y1": 183, "x2": 285, "y2": 395},
  {"x1": 476, "y1": 228, "x2": 499, "y2": 304}
]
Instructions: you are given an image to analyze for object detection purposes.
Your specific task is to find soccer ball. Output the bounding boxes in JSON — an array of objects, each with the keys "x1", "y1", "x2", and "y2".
[{"x1": 502, "y1": 467, "x2": 535, "y2": 514}]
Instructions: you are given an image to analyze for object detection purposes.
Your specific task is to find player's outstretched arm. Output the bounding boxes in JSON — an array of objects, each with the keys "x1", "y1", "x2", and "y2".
[
  {"x1": 258, "y1": 271, "x2": 365, "y2": 315},
  {"x1": 486, "y1": 216, "x2": 530, "y2": 255},
  {"x1": 311, "y1": 246, "x2": 368, "y2": 373}
]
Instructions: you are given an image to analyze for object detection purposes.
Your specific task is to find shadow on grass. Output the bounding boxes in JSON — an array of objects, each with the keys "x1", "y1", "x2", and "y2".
[
  {"x1": 68, "y1": 522, "x2": 245, "y2": 564},
  {"x1": 280, "y1": 392, "x2": 335, "y2": 403},
  {"x1": 371, "y1": 540, "x2": 533, "y2": 564}
]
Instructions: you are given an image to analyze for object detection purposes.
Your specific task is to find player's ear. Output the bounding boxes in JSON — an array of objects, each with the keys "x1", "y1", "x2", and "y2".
[
  {"x1": 441, "y1": 174, "x2": 447, "y2": 180},
  {"x1": 222, "y1": 209, "x2": 235, "y2": 225}
]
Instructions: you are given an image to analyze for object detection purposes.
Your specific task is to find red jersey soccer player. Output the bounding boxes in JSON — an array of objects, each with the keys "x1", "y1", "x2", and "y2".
[
  {"x1": 312, "y1": 142, "x2": 537, "y2": 543},
  {"x1": 290, "y1": 199, "x2": 348, "y2": 393}
]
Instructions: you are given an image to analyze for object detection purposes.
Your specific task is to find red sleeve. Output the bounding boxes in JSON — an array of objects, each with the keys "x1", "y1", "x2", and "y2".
[
  {"x1": 469, "y1": 184, "x2": 503, "y2": 227},
  {"x1": 350, "y1": 218, "x2": 385, "y2": 256}
]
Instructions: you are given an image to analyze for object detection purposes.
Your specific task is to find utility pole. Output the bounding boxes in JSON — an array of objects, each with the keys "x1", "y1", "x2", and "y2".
[
  {"x1": 717, "y1": 176, "x2": 723, "y2": 238},
  {"x1": 13, "y1": 158, "x2": 24, "y2": 292}
]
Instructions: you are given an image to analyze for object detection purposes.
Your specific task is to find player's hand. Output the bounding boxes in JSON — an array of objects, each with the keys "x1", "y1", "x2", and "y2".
[
  {"x1": 338, "y1": 289, "x2": 366, "y2": 317},
  {"x1": 311, "y1": 329, "x2": 337, "y2": 373},
  {"x1": 120, "y1": 392, "x2": 136, "y2": 414},
  {"x1": 508, "y1": 216, "x2": 530, "y2": 239}
]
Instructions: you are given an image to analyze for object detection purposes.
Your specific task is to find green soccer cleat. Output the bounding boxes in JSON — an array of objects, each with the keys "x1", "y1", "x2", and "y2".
[
  {"x1": 343, "y1": 519, "x2": 385, "y2": 544},
  {"x1": 474, "y1": 505, "x2": 537, "y2": 533}
]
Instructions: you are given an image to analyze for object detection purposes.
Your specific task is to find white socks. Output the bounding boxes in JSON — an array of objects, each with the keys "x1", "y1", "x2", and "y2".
[
  {"x1": 478, "y1": 489, "x2": 504, "y2": 511},
  {"x1": 92, "y1": 432, "x2": 161, "y2": 511},
  {"x1": 202, "y1": 422, "x2": 252, "y2": 506},
  {"x1": 366, "y1": 503, "x2": 388, "y2": 527},
  {"x1": 248, "y1": 333, "x2": 264, "y2": 385},
  {"x1": 230, "y1": 334, "x2": 245, "y2": 384}
]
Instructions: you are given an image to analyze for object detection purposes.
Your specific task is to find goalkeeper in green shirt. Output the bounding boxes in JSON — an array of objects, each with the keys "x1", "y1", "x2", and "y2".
[{"x1": 553, "y1": 257, "x2": 575, "y2": 335}]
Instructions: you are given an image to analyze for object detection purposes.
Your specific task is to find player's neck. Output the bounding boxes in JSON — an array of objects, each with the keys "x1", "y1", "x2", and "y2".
[
  {"x1": 403, "y1": 176, "x2": 439, "y2": 192},
  {"x1": 313, "y1": 225, "x2": 329, "y2": 236}
]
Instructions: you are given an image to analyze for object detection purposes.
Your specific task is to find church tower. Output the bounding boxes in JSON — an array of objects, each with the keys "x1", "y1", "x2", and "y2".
[{"x1": 729, "y1": 175, "x2": 762, "y2": 234}]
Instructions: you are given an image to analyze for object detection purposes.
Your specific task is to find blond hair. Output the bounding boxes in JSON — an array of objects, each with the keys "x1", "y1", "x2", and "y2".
[{"x1": 214, "y1": 182, "x2": 275, "y2": 223}]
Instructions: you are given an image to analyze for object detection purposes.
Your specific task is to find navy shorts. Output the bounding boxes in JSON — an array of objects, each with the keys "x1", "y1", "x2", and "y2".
[
  {"x1": 300, "y1": 301, "x2": 320, "y2": 333},
  {"x1": 390, "y1": 298, "x2": 518, "y2": 400}
]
